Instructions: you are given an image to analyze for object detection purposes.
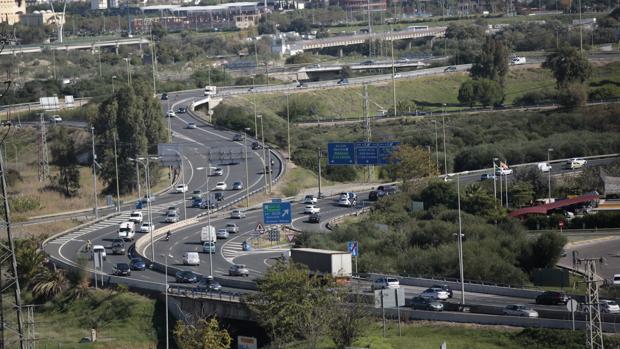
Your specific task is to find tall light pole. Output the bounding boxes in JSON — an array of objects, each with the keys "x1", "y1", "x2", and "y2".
[
  {"x1": 173, "y1": 149, "x2": 187, "y2": 220},
  {"x1": 286, "y1": 93, "x2": 291, "y2": 159},
  {"x1": 131, "y1": 156, "x2": 158, "y2": 261},
  {"x1": 196, "y1": 166, "x2": 214, "y2": 278},
  {"x1": 90, "y1": 127, "x2": 99, "y2": 219},
  {"x1": 244, "y1": 128, "x2": 251, "y2": 208},
  {"x1": 163, "y1": 253, "x2": 173, "y2": 349},
  {"x1": 112, "y1": 75, "x2": 117, "y2": 94},
  {"x1": 547, "y1": 148, "x2": 554, "y2": 203},
  {"x1": 253, "y1": 91, "x2": 258, "y2": 138},
  {"x1": 433, "y1": 120, "x2": 439, "y2": 173},
  {"x1": 451, "y1": 171, "x2": 468, "y2": 305},
  {"x1": 493, "y1": 157, "x2": 499, "y2": 203},
  {"x1": 123, "y1": 57, "x2": 131, "y2": 84},
  {"x1": 113, "y1": 131, "x2": 121, "y2": 212},
  {"x1": 258, "y1": 115, "x2": 268, "y2": 194},
  {"x1": 442, "y1": 106, "x2": 448, "y2": 176},
  {"x1": 391, "y1": 35, "x2": 397, "y2": 117}
]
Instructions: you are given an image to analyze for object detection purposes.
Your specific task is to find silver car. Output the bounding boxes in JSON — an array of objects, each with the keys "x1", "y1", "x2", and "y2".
[
  {"x1": 165, "y1": 213, "x2": 179, "y2": 223},
  {"x1": 503, "y1": 304, "x2": 539, "y2": 318},
  {"x1": 226, "y1": 223, "x2": 239, "y2": 233},
  {"x1": 229, "y1": 264, "x2": 249, "y2": 277}
]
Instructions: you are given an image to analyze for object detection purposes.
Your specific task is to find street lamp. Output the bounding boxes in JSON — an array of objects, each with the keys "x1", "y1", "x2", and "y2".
[
  {"x1": 547, "y1": 148, "x2": 554, "y2": 203},
  {"x1": 257, "y1": 115, "x2": 268, "y2": 194},
  {"x1": 112, "y1": 75, "x2": 117, "y2": 94},
  {"x1": 90, "y1": 127, "x2": 99, "y2": 219},
  {"x1": 244, "y1": 128, "x2": 251, "y2": 208},
  {"x1": 448, "y1": 171, "x2": 468, "y2": 305},
  {"x1": 196, "y1": 166, "x2": 215, "y2": 278},
  {"x1": 492, "y1": 157, "x2": 499, "y2": 203},
  {"x1": 432, "y1": 120, "x2": 439, "y2": 173},
  {"x1": 130, "y1": 155, "x2": 159, "y2": 261},
  {"x1": 162, "y1": 253, "x2": 173, "y2": 349},
  {"x1": 442, "y1": 104, "x2": 447, "y2": 176},
  {"x1": 123, "y1": 57, "x2": 131, "y2": 84}
]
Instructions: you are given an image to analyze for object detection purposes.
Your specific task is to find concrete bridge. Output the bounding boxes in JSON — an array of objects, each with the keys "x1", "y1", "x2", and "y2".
[{"x1": 1, "y1": 37, "x2": 151, "y2": 56}]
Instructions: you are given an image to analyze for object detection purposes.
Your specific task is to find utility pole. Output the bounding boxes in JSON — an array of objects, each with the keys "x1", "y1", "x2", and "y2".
[
  {"x1": 433, "y1": 120, "x2": 440, "y2": 173},
  {"x1": 442, "y1": 109, "x2": 447, "y2": 176},
  {"x1": 113, "y1": 132, "x2": 121, "y2": 212},
  {"x1": 317, "y1": 147, "x2": 322, "y2": 199},
  {"x1": 574, "y1": 255, "x2": 605, "y2": 349},
  {"x1": 37, "y1": 113, "x2": 50, "y2": 182},
  {"x1": 286, "y1": 93, "x2": 291, "y2": 159},
  {"x1": 391, "y1": 37, "x2": 397, "y2": 117}
]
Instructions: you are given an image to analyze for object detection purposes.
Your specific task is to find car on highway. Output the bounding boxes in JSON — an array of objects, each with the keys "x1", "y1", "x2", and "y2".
[
  {"x1": 309, "y1": 213, "x2": 320, "y2": 223},
  {"x1": 214, "y1": 192, "x2": 225, "y2": 201},
  {"x1": 177, "y1": 107, "x2": 187, "y2": 113},
  {"x1": 161, "y1": 93, "x2": 168, "y2": 100},
  {"x1": 192, "y1": 198, "x2": 205, "y2": 208},
  {"x1": 175, "y1": 270, "x2": 199, "y2": 283},
  {"x1": 182, "y1": 252, "x2": 200, "y2": 266},
  {"x1": 431, "y1": 284, "x2": 453, "y2": 298},
  {"x1": 232, "y1": 134, "x2": 244, "y2": 141},
  {"x1": 614, "y1": 274, "x2": 620, "y2": 285},
  {"x1": 230, "y1": 209, "x2": 246, "y2": 219},
  {"x1": 195, "y1": 276, "x2": 222, "y2": 291},
  {"x1": 444, "y1": 65, "x2": 457, "y2": 72},
  {"x1": 372, "y1": 277, "x2": 400, "y2": 290},
  {"x1": 166, "y1": 110, "x2": 176, "y2": 117},
  {"x1": 232, "y1": 181, "x2": 243, "y2": 190},
  {"x1": 216, "y1": 229, "x2": 230, "y2": 239},
  {"x1": 338, "y1": 197, "x2": 354, "y2": 207},
  {"x1": 141, "y1": 194, "x2": 156, "y2": 203},
  {"x1": 129, "y1": 257, "x2": 146, "y2": 271},
  {"x1": 337, "y1": 78, "x2": 349, "y2": 85},
  {"x1": 599, "y1": 300, "x2": 620, "y2": 313},
  {"x1": 111, "y1": 241, "x2": 125, "y2": 255},
  {"x1": 537, "y1": 162, "x2": 552, "y2": 173},
  {"x1": 165, "y1": 207, "x2": 178, "y2": 216},
  {"x1": 165, "y1": 212, "x2": 180, "y2": 223},
  {"x1": 203, "y1": 241, "x2": 216, "y2": 254},
  {"x1": 377, "y1": 185, "x2": 398, "y2": 196},
  {"x1": 214, "y1": 182, "x2": 227, "y2": 191},
  {"x1": 192, "y1": 190, "x2": 203, "y2": 200},
  {"x1": 296, "y1": 82, "x2": 307, "y2": 88},
  {"x1": 226, "y1": 223, "x2": 239, "y2": 233},
  {"x1": 495, "y1": 168, "x2": 513, "y2": 176},
  {"x1": 92, "y1": 245, "x2": 106, "y2": 260},
  {"x1": 368, "y1": 191, "x2": 379, "y2": 201},
  {"x1": 175, "y1": 184, "x2": 188, "y2": 193},
  {"x1": 129, "y1": 211, "x2": 143, "y2": 224},
  {"x1": 480, "y1": 173, "x2": 496, "y2": 181},
  {"x1": 229, "y1": 264, "x2": 250, "y2": 277},
  {"x1": 565, "y1": 158, "x2": 587, "y2": 169},
  {"x1": 361, "y1": 60, "x2": 374, "y2": 65},
  {"x1": 502, "y1": 304, "x2": 539, "y2": 318},
  {"x1": 251, "y1": 142, "x2": 263, "y2": 150},
  {"x1": 535, "y1": 291, "x2": 570, "y2": 305},
  {"x1": 411, "y1": 296, "x2": 444, "y2": 311},
  {"x1": 50, "y1": 115, "x2": 63, "y2": 123},
  {"x1": 113, "y1": 263, "x2": 131, "y2": 276},
  {"x1": 420, "y1": 287, "x2": 449, "y2": 300},
  {"x1": 187, "y1": 122, "x2": 197, "y2": 129},
  {"x1": 393, "y1": 73, "x2": 402, "y2": 78},
  {"x1": 304, "y1": 205, "x2": 321, "y2": 214},
  {"x1": 213, "y1": 168, "x2": 224, "y2": 176},
  {"x1": 303, "y1": 195, "x2": 318, "y2": 204}
]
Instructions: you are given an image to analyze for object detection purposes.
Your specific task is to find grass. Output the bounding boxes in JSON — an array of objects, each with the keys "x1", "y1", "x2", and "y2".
[
  {"x1": 273, "y1": 165, "x2": 333, "y2": 197},
  {"x1": 4, "y1": 289, "x2": 161, "y2": 348},
  {"x1": 222, "y1": 62, "x2": 620, "y2": 121}
]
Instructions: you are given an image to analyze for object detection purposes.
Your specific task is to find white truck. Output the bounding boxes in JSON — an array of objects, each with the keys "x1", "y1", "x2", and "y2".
[
  {"x1": 118, "y1": 221, "x2": 136, "y2": 240},
  {"x1": 200, "y1": 225, "x2": 217, "y2": 243},
  {"x1": 290, "y1": 248, "x2": 352, "y2": 285},
  {"x1": 203, "y1": 85, "x2": 217, "y2": 96},
  {"x1": 511, "y1": 56, "x2": 527, "y2": 65}
]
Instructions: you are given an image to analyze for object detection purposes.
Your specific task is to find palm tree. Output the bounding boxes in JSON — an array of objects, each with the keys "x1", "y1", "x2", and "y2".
[
  {"x1": 31, "y1": 269, "x2": 68, "y2": 300},
  {"x1": 15, "y1": 238, "x2": 46, "y2": 286}
]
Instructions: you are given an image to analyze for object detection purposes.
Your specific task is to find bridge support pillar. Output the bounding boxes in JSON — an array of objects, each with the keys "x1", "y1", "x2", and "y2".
[
  {"x1": 407, "y1": 41, "x2": 412, "y2": 50},
  {"x1": 339, "y1": 48, "x2": 343, "y2": 57},
  {"x1": 115, "y1": 44, "x2": 119, "y2": 55}
]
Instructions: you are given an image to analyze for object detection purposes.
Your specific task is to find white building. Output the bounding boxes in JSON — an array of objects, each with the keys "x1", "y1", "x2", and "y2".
[{"x1": 91, "y1": 0, "x2": 107, "y2": 10}]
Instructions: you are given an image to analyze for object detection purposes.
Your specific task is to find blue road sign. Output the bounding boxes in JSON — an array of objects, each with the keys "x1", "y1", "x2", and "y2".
[
  {"x1": 355, "y1": 141, "x2": 400, "y2": 165},
  {"x1": 263, "y1": 201, "x2": 292, "y2": 224},
  {"x1": 328, "y1": 143, "x2": 355, "y2": 165},
  {"x1": 348, "y1": 240, "x2": 358, "y2": 257}
]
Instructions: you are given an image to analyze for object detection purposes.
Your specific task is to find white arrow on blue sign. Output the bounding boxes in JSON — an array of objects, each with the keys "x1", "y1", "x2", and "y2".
[{"x1": 348, "y1": 240, "x2": 358, "y2": 257}]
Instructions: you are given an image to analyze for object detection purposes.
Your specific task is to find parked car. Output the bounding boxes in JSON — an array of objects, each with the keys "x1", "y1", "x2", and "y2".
[
  {"x1": 213, "y1": 168, "x2": 224, "y2": 176},
  {"x1": 129, "y1": 258, "x2": 146, "y2": 271},
  {"x1": 226, "y1": 223, "x2": 239, "y2": 233},
  {"x1": 214, "y1": 182, "x2": 227, "y2": 190},
  {"x1": 165, "y1": 213, "x2": 179, "y2": 223},
  {"x1": 175, "y1": 270, "x2": 199, "y2": 283},
  {"x1": 113, "y1": 263, "x2": 131, "y2": 276},
  {"x1": 230, "y1": 209, "x2": 246, "y2": 219},
  {"x1": 431, "y1": 284, "x2": 453, "y2": 298},
  {"x1": 111, "y1": 241, "x2": 125, "y2": 255},
  {"x1": 216, "y1": 229, "x2": 230, "y2": 239},
  {"x1": 536, "y1": 291, "x2": 570, "y2": 305},
  {"x1": 420, "y1": 287, "x2": 449, "y2": 300},
  {"x1": 411, "y1": 296, "x2": 444, "y2": 311},
  {"x1": 444, "y1": 65, "x2": 457, "y2": 72},
  {"x1": 195, "y1": 276, "x2": 221, "y2": 291},
  {"x1": 229, "y1": 264, "x2": 249, "y2": 277},
  {"x1": 480, "y1": 173, "x2": 496, "y2": 181},
  {"x1": 202, "y1": 241, "x2": 216, "y2": 254},
  {"x1": 175, "y1": 184, "x2": 188, "y2": 193},
  {"x1": 303, "y1": 195, "x2": 318, "y2": 204},
  {"x1": 309, "y1": 213, "x2": 320, "y2": 223},
  {"x1": 304, "y1": 205, "x2": 321, "y2": 214},
  {"x1": 535, "y1": 291, "x2": 570, "y2": 305},
  {"x1": 372, "y1": 277, "x2": 400, "y2": 290},
  {"x1": 232, "y1": 134, "x2": 244, "y2": 141},
  {"x1": 214, "y1": 192, "x2": 225, "y2": 201},
  {"x1": 503, "y1": 304, "x2": 539, "y2": 317},
  {"x1": 187, "y1": 122, "x2": 197, "y2": 129},
  {"x1": 232, "y1": 181, "x2": 243, "y2": 190}
]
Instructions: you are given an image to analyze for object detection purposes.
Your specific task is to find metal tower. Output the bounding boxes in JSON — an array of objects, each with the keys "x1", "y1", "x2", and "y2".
[
  {"x1": 37, "y1": 113, "x2": 50, "y2": 182},
  {"x1": 574, "y1": 254, "x2": 605, "y2": 349}
]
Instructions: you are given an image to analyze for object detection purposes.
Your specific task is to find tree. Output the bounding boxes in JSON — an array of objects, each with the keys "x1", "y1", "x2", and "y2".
[
  {"x1": 31, "y1": 268, "x2": 68, "y2": 300},
  {"x1": 458, "y1": 79, "x2": 477, "y2": 107},
  {"x1": 340, "y1": 65, "x2": 353, "y2": 79},
  {"x1": 51, "y1": 128, "x2": 81, "y2": 197},
  {"x1": 244, "y1": 260, "x2": 337, "y2": 349},
  {"x1": 386, "y1": 144, "x2": 435, "y2": 183},
  {"x1": 461, "y1": 184, "x2": 495, "y2": 216},
  {"x1": 15, "y1": 237, "x2": 46, "y2": 286},
  {"x1": 470, "y1": 36, "x2": 510, "y2": 86},
  {"x1": 476, "y1": 79, "x2": 504, "y2": 106},
  {"x1": 173, "y1": 318, "x2": 232, "y2": 349},
  {"x1": 287, "y1": 17, "x2": 311, "y2": 34},
  {"x1": 257, "y1": 16, "x2": 277, "y2": 35},
  {"x1": 557, "y1": 82, "x2": 588, "y2": 108},
  {"x1": 329, "y1": 294, "x2": 369, "y2": 349},
  {"x1": 420, "y1": 180, "x2": 457, "y2": 209},
  {"x1": 542, "y1": 46, "x2": 592, "y2": 87}
]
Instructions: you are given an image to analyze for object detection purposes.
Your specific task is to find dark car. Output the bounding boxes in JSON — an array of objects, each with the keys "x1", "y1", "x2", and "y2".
[
  {"x1": 251, "y1": 142, "x2": 263, "y2": 150},
  {"x1": 177, "y1": 107, "x2": 187, "y2": 113},
  {"x1": 113, "y1": 263, "x2": 131, "y2": 276},
  {"x1": 309, "y1": 213, "x2": 320, "y2": 223},
  {"x1": 161, "y1": 93, "x2": 168, "y2": 100},
  {"x1": 175, "y1": 270, "x2": 199, "y2": 283},
  {"x1": 192, "y1": 198, "x2": 204, "y2": 208},
  {"x1": 194, "y1": 276, "x2": 222, "y2": 291},
  {"x1": 130, "y1": 258, "x2": 146, "y2": 271},
  {"x1": 111, "y1": 241, "x2": 125, "y2": 255},
  {"x1": 377, "y1": 185, "x2": 398, "y2": 195},
  {"x1": 232, "y1": 134, "x2": 244, "y2": 141},
  {"x1": 536, "y1": 291, "x2": 570, "y2": 305},
  {"x1": 411, "y1": 296, "x2": 443, "y2": 311},
  {"x1": 431, "y1": 284, "x2": 453, "y2": 298},
  {"x1": 368, "y1": 191, "x2": 379, "y2": 201},
  {"x1": 214, "y1": 192, "x2": 225, "y2": 202}
]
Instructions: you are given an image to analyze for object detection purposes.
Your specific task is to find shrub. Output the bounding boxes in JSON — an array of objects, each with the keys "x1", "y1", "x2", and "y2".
[{"x1": 557, "y1": 83, "x2": 588, "y2": 108}]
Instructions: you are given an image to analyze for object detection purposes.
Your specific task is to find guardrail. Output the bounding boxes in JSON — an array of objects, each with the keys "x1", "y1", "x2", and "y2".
[{"x1": 326, "y1": 206, "x2": 372, "y2": 231}]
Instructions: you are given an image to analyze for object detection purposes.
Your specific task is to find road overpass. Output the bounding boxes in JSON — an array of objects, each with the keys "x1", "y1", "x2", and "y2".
[{"x1": 1, "y1": 37, "x2": 151, "y2": 56}]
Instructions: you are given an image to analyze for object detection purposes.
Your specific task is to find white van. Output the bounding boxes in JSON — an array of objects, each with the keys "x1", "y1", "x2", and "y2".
[
  {"x1": 182, "y1": 252, "x2": 200, "y2": 266},
  {"x1": 566, "y1": 158, "x2": 587, "y2": 169},
  {"x1": 537, "y1": 162, "x2": 552, "y2": 173},
  {"x1": 119, "y1": 221, "x2": 135, "y2": 241},
  {"x1": 129, "y1": 211, "x2": 143, "y2": 224}
]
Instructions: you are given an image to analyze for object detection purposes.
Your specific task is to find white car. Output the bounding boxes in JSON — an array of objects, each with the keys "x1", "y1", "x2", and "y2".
[
  {"x1": 495, "y1": 168, "x2": 513, "y2": 176},
  {"x1": 614, "y1": 274, "x2": 620, "y2": 285},
  {"x1": 537, "y1": 162, "x2": 552, "y2": 173},
  {"x1": 338, "y1": 197, "x2": 354, "y2": 207},
  {"x1": 216, "y1": 229, "x2": 230, "y2": 239},
  {"x1": 213, "y1": 168, "x2": 224, "y2": 176},
  {"x1": 50, "y1": 115, "x2": 62, "y2": 123},
  {"x1": 139, "y1": 222, "x2": 154, "y2": 233},
  {"x1": 372, "y1": 277, "x2": 400, "y2": 290},
  {"x1": 129, "y1": 211, "x2": 143, "y2": 224},
  {"x1": 303, "y1": 195, "x2": 317, "y2": 204},
  {"x1": 175, "y1": 184, "x2": 188, "y2": 193},
  {"x1": 420, "y1": 287, "x2": 449, "y2": 300},
  {"x1": 230, "y1": 209, "x2": 246, "y2": 219},
  {"x1": 304, "y1": 205, "x2": 320, "y2": 214},
  {"x1": 600, "y1": 300, "x2": 620, "y2": 313},
  {"x1": 165, "y1": 213, "x2": 179, "y2": 223},
  {"x1": 214, "y1": 182, "x2": 227, "y2": 190},
  {"x1": 226, "y1": 223, "x2": 239, "y2": 233},
  {"x1": 92, "y1": 245, "x2": 106, "y2": 260},
  {"x1": 187, "y1": 122, "x2": 197, "y2": 129},
  {"x1": 566, "y1": 158, "x2": 587, "y2": 169},
  {"x1": 503, "y1": 304, "x2": 539, "y2": 318},
  {"x1": 166, "y1": 110, "x2": 176, "y2": 117}
]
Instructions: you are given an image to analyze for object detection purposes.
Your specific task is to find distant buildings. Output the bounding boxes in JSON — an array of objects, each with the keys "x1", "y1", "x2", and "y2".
[
  {"x1": 91, "y1": 0, "x2": 107, "y2": 10},
  {"x1": 337, "y1": 0, "x2": 386, "y2": 12},
  {"x1": 0, "y1": 0, "x2": 25, "y2": 25},
  {"x1": 20, "y1": 9, "x2": 65, "y2": 26}
]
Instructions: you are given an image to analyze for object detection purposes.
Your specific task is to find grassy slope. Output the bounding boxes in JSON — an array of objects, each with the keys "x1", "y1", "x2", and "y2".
[{"x1": 222, "y1": 62, "x2": 620, "y2": 121}]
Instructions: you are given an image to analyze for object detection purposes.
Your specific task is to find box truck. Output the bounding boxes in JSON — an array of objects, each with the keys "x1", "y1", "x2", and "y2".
[{"x1": 291, "y1": 248, "x2": 352, "y2": 285}]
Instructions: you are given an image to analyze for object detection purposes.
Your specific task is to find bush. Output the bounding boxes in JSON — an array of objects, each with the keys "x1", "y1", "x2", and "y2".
[
  {"x1": 557, "y1": 83, "x2": 588, "y2": 108},
  {"x1": 588, "y1": 86, "x2": 617, "y2": 101},
  {"x1": 513, "y1": 90, "x2": 557, "y2": 106}
]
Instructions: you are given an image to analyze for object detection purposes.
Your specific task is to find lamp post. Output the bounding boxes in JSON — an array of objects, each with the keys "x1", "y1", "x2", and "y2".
[
  {"x1": 130, "y1": 156, "x2": 158, "y2": 261},
  {"x1": 244, "y1": 128, "x2": 251, "y2": 208},
  {"x1": 112, "y1": 75, "x2": 117, "y2": 94},
  {"x1": 123, "y1": 57, "x2": 131, "y2": 84},
  {"x1": 163, "y1": 253, "x2": 173, "y2": 349},
  {"x1": 442, "y1": 104, "x2": 447, "y2": 176},
  {"x1": 433, "y1": 120, "x2": 439, "y2": 173},
  {"x1": 257, "y1": 115, "x2": 268, "y2": 194},
  {"x1": 113, "y1": 131, "x2": 121, "y2": 212},
  {"x1": 90, "y1": 127, "x2": 99, "y2": 219},
  {"x1": 197, "y1": 166, "x2": 214, "y2": 278},
  {"x1": 448, "y1": 171, "x2": 468, "y2": 306},
  {"x1": 286, "y1": 93, "x2": 291, "y2": 159},
  {"x1": 547, "y1": 148, "x2": 554, "y2": 203},
  {"x1": 493, "y1": 157, "x2": 499, "y2": 203}
]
